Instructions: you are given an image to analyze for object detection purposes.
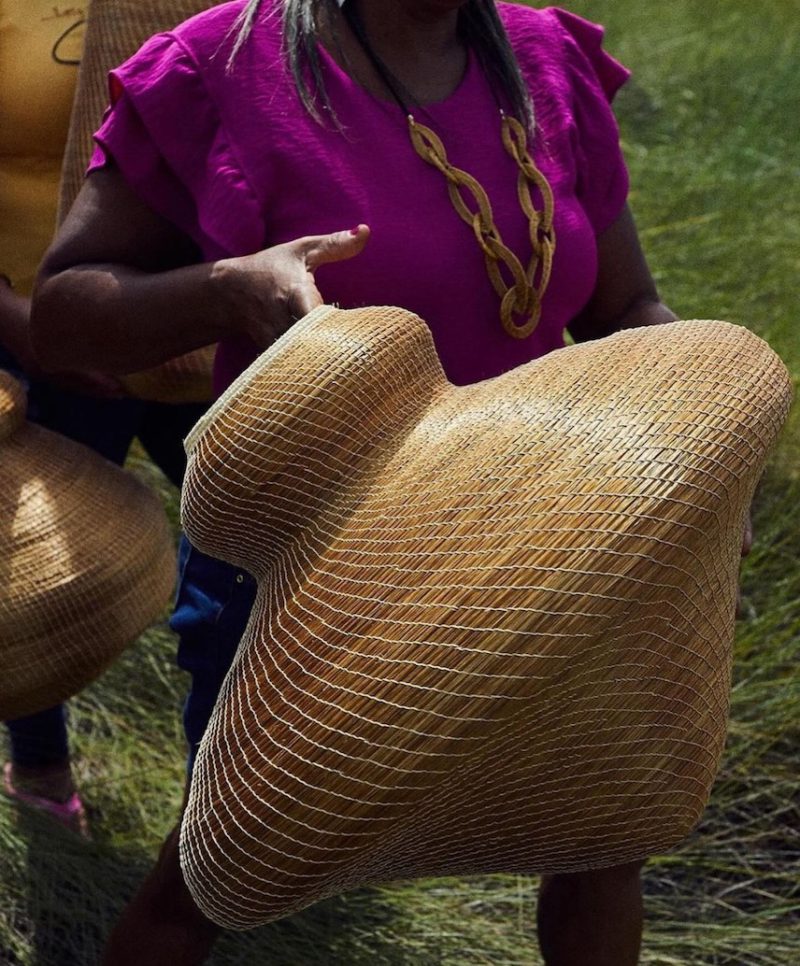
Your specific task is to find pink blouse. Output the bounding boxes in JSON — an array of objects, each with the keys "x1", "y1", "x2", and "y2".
[{"x1": 89, "y1": 1, "x2": 630, "y2": 391}]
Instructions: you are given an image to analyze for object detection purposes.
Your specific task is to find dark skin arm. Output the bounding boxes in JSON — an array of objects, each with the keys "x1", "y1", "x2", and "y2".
[
  {"x1": 568, "y1": 204, "x2": 678, "y2": 341},
  {"x1": 30, "y1": 165, "x2": 369, "y2": 375},
  {"x1": 0, "y1": 274, "x2": 124, "y2": 395}
]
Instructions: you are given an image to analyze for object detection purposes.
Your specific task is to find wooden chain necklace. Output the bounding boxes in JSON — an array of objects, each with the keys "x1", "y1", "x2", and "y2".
[{"x1": 342, "y1": 2, "x2": 556, "y2": 339}]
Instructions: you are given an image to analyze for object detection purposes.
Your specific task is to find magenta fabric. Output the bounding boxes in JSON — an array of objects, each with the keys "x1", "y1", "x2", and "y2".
[{"x1": 89, "y1": 2, "x2": 630, "y2": 391}]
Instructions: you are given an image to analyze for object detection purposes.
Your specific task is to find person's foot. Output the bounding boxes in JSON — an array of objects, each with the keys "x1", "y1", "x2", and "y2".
[{"x1": 3, "y1": 761, "x2": 90, "y2": 837}]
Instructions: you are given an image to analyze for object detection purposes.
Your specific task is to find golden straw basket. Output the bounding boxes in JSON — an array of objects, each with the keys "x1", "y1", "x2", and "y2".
[
  {"x1": 0, "y1": 372, "x2": 176, "y2": 720},
  {"x1": 58, "y1": 0, "x2": 218, "y2": 404},
  {"x1": 177, "y1": 306, "x2": 792, "y2": 928}
]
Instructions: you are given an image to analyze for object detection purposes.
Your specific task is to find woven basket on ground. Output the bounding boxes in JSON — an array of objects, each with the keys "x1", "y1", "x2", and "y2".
[
  {"x1": 178, "y1": 306, "x2": 792, "y2": 929},
  {"x1": 58, "y1": 0, "x2": 217, "y2": 404},
  {"x1": 0, "y1": 372, "x2": 177, "y2": 720}
]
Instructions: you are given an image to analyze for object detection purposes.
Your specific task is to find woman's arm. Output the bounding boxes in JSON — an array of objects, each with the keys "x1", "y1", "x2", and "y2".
[
  {"x1": 31, "y1": 165, "x2": 369, "y2": 375},
  {"x1": 567, "y1": 205, "x2": 678, "y2": 342}
]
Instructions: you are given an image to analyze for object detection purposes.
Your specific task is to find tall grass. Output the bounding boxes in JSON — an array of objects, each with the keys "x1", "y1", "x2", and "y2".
[{"x1": 2, "y1": 1, "x2": 798, "y2": 963}]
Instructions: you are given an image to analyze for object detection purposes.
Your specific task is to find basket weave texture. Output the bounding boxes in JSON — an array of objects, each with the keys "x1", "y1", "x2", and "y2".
[
  {"x1": 178, "y1": 306, "x2": 792, "y2": 929},
  {"x1": 58, "y1": 0, "x2": 217, "y2": 403},
  {"x1": 0, "y1": 372, "x2": 177, "y2": 720}
]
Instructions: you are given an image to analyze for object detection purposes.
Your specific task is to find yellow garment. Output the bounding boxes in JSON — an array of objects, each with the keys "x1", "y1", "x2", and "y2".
[{"x1": 0, "y1": 2, "x2": 85, "y2": 293}]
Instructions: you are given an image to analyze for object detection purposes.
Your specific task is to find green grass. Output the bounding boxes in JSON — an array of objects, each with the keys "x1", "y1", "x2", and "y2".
[{"x1": 2, "y1": 1, "x2": 799, "y2": 962}]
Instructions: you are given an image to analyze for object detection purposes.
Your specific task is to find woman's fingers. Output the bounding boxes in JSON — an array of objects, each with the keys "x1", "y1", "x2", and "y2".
[
  {"x1": 299, "y1": 224, "x2": 371, "y2": 271},
  {"x1": 276, "y1": 225, "x2": 369, "y2": 326},
  {"x1": 231, "y1": 226, "x2": 370, "y2": 346}
]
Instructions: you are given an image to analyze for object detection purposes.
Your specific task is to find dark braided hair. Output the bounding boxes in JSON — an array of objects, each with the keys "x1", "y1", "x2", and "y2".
[{"x1": 228, "y1": 0, "x2": 533, "y2": 128}]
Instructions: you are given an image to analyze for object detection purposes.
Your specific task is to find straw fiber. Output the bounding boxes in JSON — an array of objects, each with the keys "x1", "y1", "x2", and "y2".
[
  {"x1": 58, "y1": 0, "x2": 217, "y2": 403},
  {"x1": 0, "y1": 372, "x2": 177, "y2": 720},
  {"x1": 178, "y1": 306, "x2": 791, "y2": 928}
]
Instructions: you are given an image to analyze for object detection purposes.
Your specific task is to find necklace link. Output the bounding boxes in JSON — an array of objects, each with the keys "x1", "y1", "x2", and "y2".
[{"x1": 408, "y1": 113, "x2": 556, "y2": 340}]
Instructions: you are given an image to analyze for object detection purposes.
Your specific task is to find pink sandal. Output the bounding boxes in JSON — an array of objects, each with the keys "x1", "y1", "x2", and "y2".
[{"x1": 3, "y1": 761, "x2": 90, "y2": 838}]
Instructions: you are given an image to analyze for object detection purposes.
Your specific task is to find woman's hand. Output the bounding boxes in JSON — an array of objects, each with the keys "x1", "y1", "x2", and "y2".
[{"x1": 213, "y1": 225, "x2": 370, "y2": 349}]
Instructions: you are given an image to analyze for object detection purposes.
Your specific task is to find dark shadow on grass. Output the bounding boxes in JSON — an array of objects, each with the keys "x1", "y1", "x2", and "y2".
[
  {"x1": 212, "y1": 888, "x2": 415, "y2": 966},
  {"x1": 15, "y1": 807, "x2": 151, "y2": 966},
  {"x1": 14, "y1": 806, "x2": 410, "y2": 966}
]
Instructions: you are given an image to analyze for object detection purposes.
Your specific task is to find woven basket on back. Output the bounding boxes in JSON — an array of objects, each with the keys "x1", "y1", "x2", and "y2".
[
  {"x1": 58, "y1": 0, "x2": 218, "y2": 404},
  {"x1": 0, "y1": 372, "x2": 177, "y2": 720},
  {"x1": 178, "y1": 306, "x2": 791, "y2": 929}
]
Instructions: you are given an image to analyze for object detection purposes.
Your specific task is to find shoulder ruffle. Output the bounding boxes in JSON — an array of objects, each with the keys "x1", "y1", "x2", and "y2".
[
  {"x1": 547, "y1": 7, "x2": 630, "y2": 102},
  {"x1": 499, "y1": 3, "x2": 631, "y2": 235},
  {"x1": 544, "y1": 7, "x2": 631, "y2": 234},
  {"x1": 88, "y1": 27, "x2": 264, "y2": 258}
]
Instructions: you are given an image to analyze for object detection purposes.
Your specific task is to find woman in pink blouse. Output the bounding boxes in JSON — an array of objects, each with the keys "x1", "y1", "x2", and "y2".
[{"x1": 31, "y1": 1, "x2": 678, "y2": 963}]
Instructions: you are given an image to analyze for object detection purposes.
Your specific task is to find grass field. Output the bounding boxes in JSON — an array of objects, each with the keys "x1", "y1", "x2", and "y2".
[{"x1": 2, "y1": 1, "x2": 798, "y2": 963}]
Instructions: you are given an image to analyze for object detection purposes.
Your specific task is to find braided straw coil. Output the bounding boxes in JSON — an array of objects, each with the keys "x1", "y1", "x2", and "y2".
[
  {"x1": 178, "y1": 306, "x2": 791, "y2": 929},
  {"x1": 58, "y1": 0, "x2": 217, "y2": 403},
  {"x1": 0, "y1": 372, "x2": 177, "y2": 720}
]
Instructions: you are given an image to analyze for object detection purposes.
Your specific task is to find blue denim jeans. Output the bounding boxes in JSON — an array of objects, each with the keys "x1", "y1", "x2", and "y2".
[{"x1": 171, "y1": 537, "x2": 257, "y2": 775}]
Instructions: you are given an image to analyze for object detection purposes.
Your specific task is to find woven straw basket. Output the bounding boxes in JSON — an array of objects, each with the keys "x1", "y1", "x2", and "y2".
[
  {"x1": 0, "y1": 372, "x2": 177, "y2": 720},
  {"x1": 58, "y1": 0, "x2": 217, "y2": 404},
  {"x1": 178, "y1": 306, "x2": 791, "y2": 929}
]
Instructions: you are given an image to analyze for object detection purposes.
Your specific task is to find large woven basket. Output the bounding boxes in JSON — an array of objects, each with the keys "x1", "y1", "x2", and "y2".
[
  {"x1": 0, "y1": 372, "x2": 177, "y2": 720},
  {"x1": 178, "y1": 306, "x2": 791, "y2": 929},
  {"x1": 58, "y1": 0, "x2": 218, "y2": 404}
]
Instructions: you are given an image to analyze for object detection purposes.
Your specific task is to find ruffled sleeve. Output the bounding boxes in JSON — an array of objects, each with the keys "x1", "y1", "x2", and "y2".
[
  {"x1": 88, "y1": 32, "x2": 264, "y2": 259},
  {"x1": 550, "y1": 7, "x2": 631, "y2": 235}
]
